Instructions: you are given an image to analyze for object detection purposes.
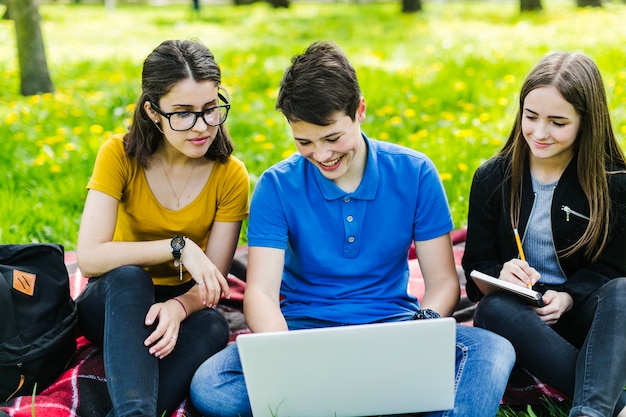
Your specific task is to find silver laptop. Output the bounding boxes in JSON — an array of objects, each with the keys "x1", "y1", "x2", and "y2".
[{"x1": 237, "y1": 317, "x2": 456, "y2": 417}]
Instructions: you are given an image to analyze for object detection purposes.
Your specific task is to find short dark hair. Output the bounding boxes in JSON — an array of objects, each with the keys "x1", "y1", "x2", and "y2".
[
  {"x1": 276, "y1": 41, "x2": 361, "y2": 126},
  {"x1": 124, "y1": 39, "x2": 234, "y2": 167}
]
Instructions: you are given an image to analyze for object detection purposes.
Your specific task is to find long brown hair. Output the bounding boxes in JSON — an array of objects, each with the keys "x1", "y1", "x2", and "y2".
[
  {"x1": 124, "y1": 39, "x2": 234, "y2": 168},
  {"x1": 498, "y1": 52, "x2": 626, "y2": 261}
]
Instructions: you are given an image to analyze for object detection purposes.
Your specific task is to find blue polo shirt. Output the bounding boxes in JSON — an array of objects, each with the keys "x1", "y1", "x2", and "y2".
[{"x1": 247, "y1": 134, "x2": 453, "y2": 324}]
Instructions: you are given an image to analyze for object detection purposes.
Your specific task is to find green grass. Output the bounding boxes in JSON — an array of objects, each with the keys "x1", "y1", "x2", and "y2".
[
  {"x1": 1, "y1": 5, "x2": 625, "y2": 412},
  {"x1": 2, "y1": 1, "x2": 626, "y2": 248}
]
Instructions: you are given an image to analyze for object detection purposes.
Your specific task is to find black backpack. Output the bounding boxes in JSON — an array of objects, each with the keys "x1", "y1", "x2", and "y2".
[{"x1": 0, "y1": 243, "x2": 78, "y2": 402}]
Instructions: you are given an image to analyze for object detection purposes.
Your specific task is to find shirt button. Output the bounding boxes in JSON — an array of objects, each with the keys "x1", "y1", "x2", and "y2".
[
  {"x1": 344, "y1": 198, "x2": 350, "y2": 203},
  {"x1": 347, "y1": 216, "x2": 353, "y2": 222},
  {"x1": 348, "y1": 236, "x2": 355, "y2": 243}
]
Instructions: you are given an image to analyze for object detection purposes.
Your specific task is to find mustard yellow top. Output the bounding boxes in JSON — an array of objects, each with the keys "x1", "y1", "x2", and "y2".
[{"x1": 87, "y1": 135, "x2": 250, "y2": 285}]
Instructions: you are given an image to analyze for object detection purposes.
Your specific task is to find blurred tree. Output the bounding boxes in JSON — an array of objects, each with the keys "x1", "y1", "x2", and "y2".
[
  {"x1": 6, "y1": 0, "x2": 54, "y2": 95},
  {"x1": 577, "y1": 0, "x2": 601, "y2": 5},
  {"x1": 1, "y1": 0, "x2": 10, "y2": 19},
  {"x1": 266, "y1": 0, "x2": 289, "y2": 7},
  {"x1": 520, "y1": 0, "x2": 542, "y2": 11},
  {"x1": 402, "y1": 0, "x2": 422, "y2": 13}
]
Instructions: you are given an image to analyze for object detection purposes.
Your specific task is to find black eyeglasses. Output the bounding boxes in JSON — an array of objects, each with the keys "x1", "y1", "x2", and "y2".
[{"x1": 150, "y1": 93, "x2": 230, "y2": 131}]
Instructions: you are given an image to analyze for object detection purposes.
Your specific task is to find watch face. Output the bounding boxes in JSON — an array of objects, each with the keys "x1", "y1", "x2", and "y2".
[{"x1": 171, "y1": 236, "x2": 185, "y2": 251}]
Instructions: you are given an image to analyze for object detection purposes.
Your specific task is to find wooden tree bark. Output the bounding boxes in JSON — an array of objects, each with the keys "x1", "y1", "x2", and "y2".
[
  {"x1": 402, "y1": 0, "x2": 422, "y2": 13},
  {"x1": 577, "y1": 0, "x2": 601, "y2": 6},
  {"x1": 6, "y1": 0, "x2": 54, "y2": 95},
  {"x1": 520, "y1": 0, "x2": 542, "y2": 11},
  {"x1": 266, "y1": 0, "x2": 289, "y2": 8},
  {"x1": 1, "y1": 0, "x2": 10, "y2": 19}
]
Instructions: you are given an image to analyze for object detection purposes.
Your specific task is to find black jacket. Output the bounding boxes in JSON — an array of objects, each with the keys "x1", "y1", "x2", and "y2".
[{"x1": 462, "y1": 155, "x2": 626, "y2": 309}]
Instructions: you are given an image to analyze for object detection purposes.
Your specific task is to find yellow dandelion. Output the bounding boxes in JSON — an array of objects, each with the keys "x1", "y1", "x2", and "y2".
[
  {"x1": 28, "y1": 95, "x2": 40, "y2": 105},
  {"x1": 454, "y1": 81, "x2": 466, "y2": 91},
  {"x1": 409, "y1": 132, "x2": 421, "y2": 142},
  {"x1": 114, "y1": 126, "x2": 126, "y2": 134},
  {"x1": 265, "y1": 118, "x2": 276, "y2": 128},
  {"x1": 90, "y1": 124, "x2": 104, "y2": 134},
  {"x1": 404, "y1": 108, "x2": 416, "y2": 118},
  {"x1": 458, "y1": 162, "x2": 468, "y2": 172},
  {"x1": 479, "y1": 113, "x2": 490, "y2": 122},
  {"x1": 440, "y1": 173, "x2": 452, "y2": 181},
  {"x1": 421, "y1": 114, "x2": 432, "y2": 122},
  {"x1": 497, "y1": 98, "x2": 509, "y2": 106},
  {"x1": 390, "y1": 116, "x2": 402, "y2": 125},
  {"x1": 454, "y1": 129, "x2": 472, "y2": 138},
  {"x1": 50, "y1": 165, "x2": 62, "y2": 173},
  {"x1": 461, "y1": 102, "x2": 475, "y2": 112},
  {"x1": 621, "y1": 125, "x2": 626, "y2": 134},
  {"x1": 262, "y1": 143, "x2": 274, "y2": 150},
  {"x1": 416, "y1": 129, "x2": 429, "y2": 139},
  {"x1": 379, "y1": 132, "x2": 390, "y2": 140},
  {"x1": 72, "y1": 126, "x2": 84, "y2": 135},
  {"x1": 503, "y1": 74, "x2": 516, "y2": 84},
  {"x1": 64, "y1": 143, "x2": 77, "y2": 151},
  {"x1": 441, "y1": 112, "x2": 455, "y2": 121},
  {"x1": 34, "y1": 155, "x2": 47, "y2": 166},
  {"x1": 44, "y1": 135, "x2": 62, "y2": 145},
  {"x1": 5, "y1": 112, "x2": 18, "y2": 125},
  {"x1": 126, "y1": 103, "x2": 136, "y2": 113},
  {"x1": 253, "y1": 134, "x2": 266, "y2": 143},
  {"x1": 281, "y1": 150, "x2": 294, "y2": 159}
]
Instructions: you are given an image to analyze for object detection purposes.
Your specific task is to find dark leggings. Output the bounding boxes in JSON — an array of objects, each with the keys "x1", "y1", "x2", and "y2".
[
  {"x1": 76, "y1": 265, "x2": 229, "y2": 417},
  {"x1": 474, "y1": 278, "x2": 626, "y2": 417}
]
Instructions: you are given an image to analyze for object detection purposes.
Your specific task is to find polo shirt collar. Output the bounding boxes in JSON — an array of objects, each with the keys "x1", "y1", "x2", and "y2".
[{"x1": 312, "y1": 133, "x2": 378, "y2": 201}]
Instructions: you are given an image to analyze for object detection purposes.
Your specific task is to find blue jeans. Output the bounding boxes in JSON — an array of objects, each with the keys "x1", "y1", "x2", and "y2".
[
  {"x1": 190, "y1": 319, "x2": 515, "y2": 417},
  {"x1": 474, "y1": 278, "x2": 626, "y2": 417},
  {"x1": 76, "y1": 266, "x2": 230, "y2": 417}
]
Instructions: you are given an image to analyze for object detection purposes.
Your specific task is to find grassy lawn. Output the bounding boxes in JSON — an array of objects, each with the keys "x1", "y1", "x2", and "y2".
[{"x1": 1, "y1": 2, "x2": 625, "y2": 414}]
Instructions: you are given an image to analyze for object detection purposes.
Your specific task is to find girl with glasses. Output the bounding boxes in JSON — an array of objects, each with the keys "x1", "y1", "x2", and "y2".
[{"x1": 75, "y1": 39, "x2": 249, "y2": 417}]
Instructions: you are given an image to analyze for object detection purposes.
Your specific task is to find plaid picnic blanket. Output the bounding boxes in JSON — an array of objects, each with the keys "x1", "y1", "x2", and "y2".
[{"x1": 0, "y1": 232, "x2": 567, "y2": 416}]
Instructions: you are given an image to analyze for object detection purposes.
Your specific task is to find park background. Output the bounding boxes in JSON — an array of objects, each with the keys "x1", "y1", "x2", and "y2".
[
  {"x1": 1, "y1": 1, "x2": 626, "y2": 415},
  {"x1": 1, "y1": 0, "x2": 626, "y2": 250}
]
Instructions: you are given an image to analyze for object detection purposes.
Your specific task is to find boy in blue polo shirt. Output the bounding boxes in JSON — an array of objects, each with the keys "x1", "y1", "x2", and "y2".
[{"x1": 190, "y1": 41, "x2": 515, "y2": 417}]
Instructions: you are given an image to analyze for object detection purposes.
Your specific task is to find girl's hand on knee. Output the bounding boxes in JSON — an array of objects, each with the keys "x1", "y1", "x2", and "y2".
[{"x1": 143, "y1": 302, "x2": 181, "y2": 359}]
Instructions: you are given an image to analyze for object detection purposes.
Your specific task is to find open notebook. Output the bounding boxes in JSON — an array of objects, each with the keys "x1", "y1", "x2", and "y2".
[{"x1": 237, "y1": 317, "x2": 456, "y2": 417}]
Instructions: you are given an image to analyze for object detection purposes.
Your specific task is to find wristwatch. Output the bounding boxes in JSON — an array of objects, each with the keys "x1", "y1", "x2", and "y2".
[
  {"x1": 170, "y1": 235, "x2": 185, "y2": 267},
  {"x1": 412, "y1": 309, "x2": 441, "y2": 320}
]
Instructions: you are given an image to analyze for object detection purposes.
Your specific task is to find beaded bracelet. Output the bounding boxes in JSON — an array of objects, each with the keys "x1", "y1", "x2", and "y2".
[{"x1": 171, "y1": 297, "x2": 188, "y2": 319}]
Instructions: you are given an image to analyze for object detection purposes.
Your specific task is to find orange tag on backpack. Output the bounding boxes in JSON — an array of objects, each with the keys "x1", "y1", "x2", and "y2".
[{"x1": 13, "y1": 269, "x2": 36, "y2": 296}]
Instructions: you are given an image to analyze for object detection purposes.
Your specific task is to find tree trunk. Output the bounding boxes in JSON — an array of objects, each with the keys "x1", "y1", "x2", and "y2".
[
  {"x1": 577, "y1": 0, "x2": 601, "y2": 6},
  {"x1": 402, "y1": 0, "x2": 422, "y2": 13},
  {"x1": 266, "y1": 0, "x2": 289, "y2": 8},
  {"x1": 1, "y1": 0, "x2": 10, "y2": 19},
  {"x1": 6, "y1": 0, "x2": 54, "y2": 96},
  {"x1": 520, "y1": 0, "x2": 542, "y2": 11}
]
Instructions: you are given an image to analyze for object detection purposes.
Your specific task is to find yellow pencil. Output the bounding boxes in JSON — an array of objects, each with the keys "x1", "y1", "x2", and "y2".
[{"x1": 513, "y1": 228, "x2": 532, "y2": 288}]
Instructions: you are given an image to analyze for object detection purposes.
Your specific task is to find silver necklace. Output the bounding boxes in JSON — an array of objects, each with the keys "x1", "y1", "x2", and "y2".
[{"x1": 158, "y1": 158, "x2": 194, "y2": 209}]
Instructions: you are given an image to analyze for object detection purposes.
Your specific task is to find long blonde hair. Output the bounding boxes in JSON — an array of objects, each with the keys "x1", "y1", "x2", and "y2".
[{"x1": 498, "y1": 52, "x2": 626, "y2": 261}]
